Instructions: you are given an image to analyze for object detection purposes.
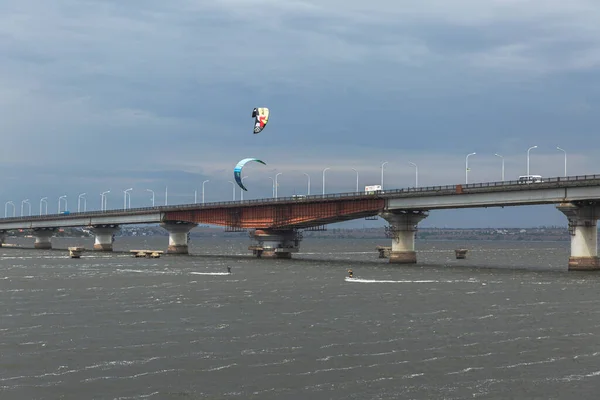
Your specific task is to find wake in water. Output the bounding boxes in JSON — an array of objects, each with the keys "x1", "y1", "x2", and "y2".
[
  {"x1": 190, "y1": 272, "x2": 231, "y2": 276},
  {"x1": 345, "y1": 277, "x2": 483, "y2": 284}
]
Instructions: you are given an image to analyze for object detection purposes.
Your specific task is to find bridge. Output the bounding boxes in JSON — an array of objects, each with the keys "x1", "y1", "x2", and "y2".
[{"x1": 2, "y1": 174, "x2": 600, "y2": 270}]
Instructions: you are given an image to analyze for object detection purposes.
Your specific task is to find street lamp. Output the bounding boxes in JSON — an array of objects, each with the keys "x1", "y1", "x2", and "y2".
[
  {"x1": 303, "y1": 173, "x2": 310, "y2": 195},
  {"x1": 322, "y1": 167, "x2": 331, "y2": 195},
  {"x1": 268, "y1": 177, "x2": 275, "y2": 198},
  {"x1": 275, "y1": 173, "x2": 282, "y2": 198},
  {"x1": 557, "y1": 146, "x2": 567, "y2": 177},
  {"x1": 101, "y1": 190, "x2": 110, "y2": 211},
  {"x1": 78, "y1": 193, "x2": 87, "y2": 213},
  {"x1": 465, "y1": 153, "x2": 476, "y2": 184},
  {"x1": 351, "y1": 168, "x2": 359, "y2": 192},
  {"x1": 494, "y1": 153, "x2": 504, "y2": 181},
  {"x1": 5, "y1": 201, "x2": 15, "y2": 217},
  {"x1": 527, "y1": 146, "x2": 537, "y2": 176},
  {"x1": 408, "y1": 162, "x2": 418, "y2": 187},
  {"x1": 227, "y1": 181, "x2": 235, "y2": 201},
  {"x1": 202, "y1": 180, "x2": 209, "y2": 204},
  {"x1": 39, "y1": 197, "x2": 48, "y2": 215},
  {"x1": 381, "y1": 161, "x2": 388, "y2": 189},
  {"x1": 241, "y1": 176, "x2": 248, "y2": 200},
  {"x1": 146, "y1": 189, "x2": 155, "y2": 207},
  {"x1": 123, "y1": 188, "x2": 133, "y2": 210},
  {"x1": 21, "y1": 199, "x2": 30, "y2": 216},
  {"x1": 58, "y1": 195, "x2": 67, "y2": 213}
]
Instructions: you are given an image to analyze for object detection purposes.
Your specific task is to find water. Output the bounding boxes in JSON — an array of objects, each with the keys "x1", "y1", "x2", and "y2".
[{"x1": 2, "y1": 237, "x2": 600, "y2": 399}]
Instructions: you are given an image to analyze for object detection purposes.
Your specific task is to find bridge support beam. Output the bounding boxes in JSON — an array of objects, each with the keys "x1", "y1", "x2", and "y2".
[
  {"x1": 381, "y1": 211, "x2": 429, "y2": 264},
  {"x1": 33, "y1": 228, "x2": 57, "y2": 249},
  {"x1": 249, "y1": 229, "x2": 301, "y2": 259},
  {"x1": 91, "y1": 224, "x2": 120, "y2": 251},
  {"x1": 161, "y1": 221, "x2": 197, "y2": 254},
  {"x1": 557, "y1": 202, "x2": 600, "y2": 271}
]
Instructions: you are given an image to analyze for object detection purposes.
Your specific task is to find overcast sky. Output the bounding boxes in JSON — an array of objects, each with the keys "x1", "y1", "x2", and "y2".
[{"x1": 1, "y1": 0, "x2": 599, "y2": 228}]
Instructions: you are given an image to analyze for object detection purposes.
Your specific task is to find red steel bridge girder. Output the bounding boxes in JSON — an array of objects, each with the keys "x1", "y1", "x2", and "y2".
[{"x1": 164, "y1": 198, "x2": 385, "y2": 229}]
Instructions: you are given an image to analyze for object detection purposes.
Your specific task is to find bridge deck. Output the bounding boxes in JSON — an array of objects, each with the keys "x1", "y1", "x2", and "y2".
[{"x1": 1, "y1": 174, "x2": 600, "y2": 230}]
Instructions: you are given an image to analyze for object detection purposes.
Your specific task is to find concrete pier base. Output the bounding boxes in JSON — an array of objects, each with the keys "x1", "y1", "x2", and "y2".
[
  {"x1": 160, "y1": 221, "x2": 197, "y2": 254},
  {"x1": 0, "y1": 231, "x2": 5, "y2": 247},
  {"x1": 376, "y1": 246, "x2": 391, "y2": 258},
  {"x1": 557, "y1": 202, "x2": 600, "y2": 271},
  {"x1": 249, "y1": 229, "x2": 301, "y2": 259},
  {"x1": 568, "y1": 256, "x2": 600, "y2": 270},
  {"x1": 455, "y1": 249, "x2": 468, "y2": 259},
  {"x1": 381, "y1": 211, "x2": 429, "y2": 264},
  {"x1": 91, "y1": 225, "x2": 120, "y2": 251},
  {"x1": 33, "y1": 228, "x2": 56, "y2": 249},
  {"x1": 389, "y1": 251, "x2": 417, "y2": 263}
]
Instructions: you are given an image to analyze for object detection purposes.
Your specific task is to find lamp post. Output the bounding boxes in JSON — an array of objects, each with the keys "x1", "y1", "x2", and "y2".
[
  {"x1": 123, "y1": 188, "x2": 133, "y2": 210},
  {"x1": 527, "y1": 146, "x2": 537, "y2": 176},
  {"x1": 465, "y1": 152, "x2": 476, "y2": 184},
  {"x1": 268, "y1": 177, "x2": 275, "y2": 198},
  {"x1": 202, "y1": 180, "x2": 209, "y2": 204},
  {"x1": 5, "y1": 201, "x2": 15, "y2": 217},
  {"x1": 351, "y1": 168, "x2": 359, "y2": 192},
  {"x1": 146, "y1": 189, "x2": 155, "y2": 207},
  {"x1": 101, "y1": 190, "x2": 110, "y2": 211},
  {"x1": 58, "y1": 195, "x2": 67, "y2": 213},
  {"x1": 165, "y1": 187, "x2": 168, "y2": 206},
  {"x1": 275, "y1": 173, "x2": 282, "y2": 199},
  {"x1": 494, "y1": 153, "x2": 504, "y2": 181},
  {"x1": 21, "y1": 199, "x2": 30, "y2": 216},
  {"x1": 381, "y1": 161, "x2": 388, "y2": 189},
  {"x1": 39, "y1": 197, "x2": 48, "y2": 215},
  {"x1": 227, "y1": 181, "x2": 235, "y2": 201},
  {"x1": 241, "y1": 176, "x2": 248, "y2": 200},
  {"x1": 556, "y1": 146, "x2": 567, "y2": 177},
  {"x1": 322, "y1": 167, "x2": 331, "y2": 195},
  {"x1": 202, "y1": 179, "x2": 210, "y2": 204},
  {"x1": 303, "y1": 173, "x2": 310, "y2": 195},
  {"x1": 78, "y1": 193, "x2": 86, "y2": 213},
  {"x1": 408, "y1": 162, "x2": 418, "y2": 187}
]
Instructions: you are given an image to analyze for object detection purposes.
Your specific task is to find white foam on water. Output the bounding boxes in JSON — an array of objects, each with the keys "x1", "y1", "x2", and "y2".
[
  {"x1": 446, "y1": 367, "x2": 484, "y2": 375},
  {"x1": 190, "y1": 272, "x2": 231, "y2": 276},
  {"x1": 116, "y1": 269, "x2": 177, "y2": 275},
  {"x1": 345, "y1": 277, "x2": 481, "y2": 284},
  {"x1": 202, "y1": 363, "x2": 237, "y2": 372}
]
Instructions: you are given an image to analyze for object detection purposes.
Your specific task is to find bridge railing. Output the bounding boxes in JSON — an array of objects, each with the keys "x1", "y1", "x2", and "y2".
[{"x1": 2, "y1": 173, "x2": 600, "y2": 223}]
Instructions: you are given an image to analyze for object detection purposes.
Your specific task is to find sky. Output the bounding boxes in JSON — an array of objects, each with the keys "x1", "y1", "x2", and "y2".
[{"x1": 1, "y1": 0, "x2": 600, "y2": 228}]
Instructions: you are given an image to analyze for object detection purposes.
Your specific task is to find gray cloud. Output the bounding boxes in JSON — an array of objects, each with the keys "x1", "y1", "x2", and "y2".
[{"x1": 1, "y1": 0, "x2": 599, "y2": 227}]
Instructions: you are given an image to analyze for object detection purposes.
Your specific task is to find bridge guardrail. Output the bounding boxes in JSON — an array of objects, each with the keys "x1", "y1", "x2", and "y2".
[{"x1": 2, "y1": 174, "x2": 600, "y2": 223}]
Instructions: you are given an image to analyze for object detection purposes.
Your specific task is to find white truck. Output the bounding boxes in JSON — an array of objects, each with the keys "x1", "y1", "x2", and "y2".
[{"x1": 364, "y1": 185, "x2": 383, "y2": 194}]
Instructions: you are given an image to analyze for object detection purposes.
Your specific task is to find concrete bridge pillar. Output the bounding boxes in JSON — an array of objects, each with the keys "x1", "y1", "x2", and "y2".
[
  {"x1": 91, "y1": 224, "x2": 120, "y2": 251},
  {"x1": 381, "y1": 211, "x2": 429, "y2": 264},
  {"x1": 557, "y1": 202, "x2": 600, "y2": 271},
  {"x1": 0, "y1": 230, "x2": 5, "y2": 247},
  {"x1": 33, "y1": 228, "x2": 57, "y2": 249},
  {"x1": 249, "y1": 229, "x2": 301, "y2": 259},
  {"x1": 160, "y1": 221, "x2": 197, "y2": 254}
]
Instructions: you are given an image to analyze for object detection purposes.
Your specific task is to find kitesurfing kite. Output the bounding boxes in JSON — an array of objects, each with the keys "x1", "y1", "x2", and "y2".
[
  {"x1": 234, "y1": 158, "x2": 267, "y2": 191},
  {"x1": 252, "y1": 107, "x2": 269, "y2": 134}
]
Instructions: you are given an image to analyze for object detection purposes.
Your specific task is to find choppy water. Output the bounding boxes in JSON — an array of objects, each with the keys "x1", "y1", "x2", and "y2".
[{"x1": 2, "y1": 237, "x2": 600, "y2": 399}]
